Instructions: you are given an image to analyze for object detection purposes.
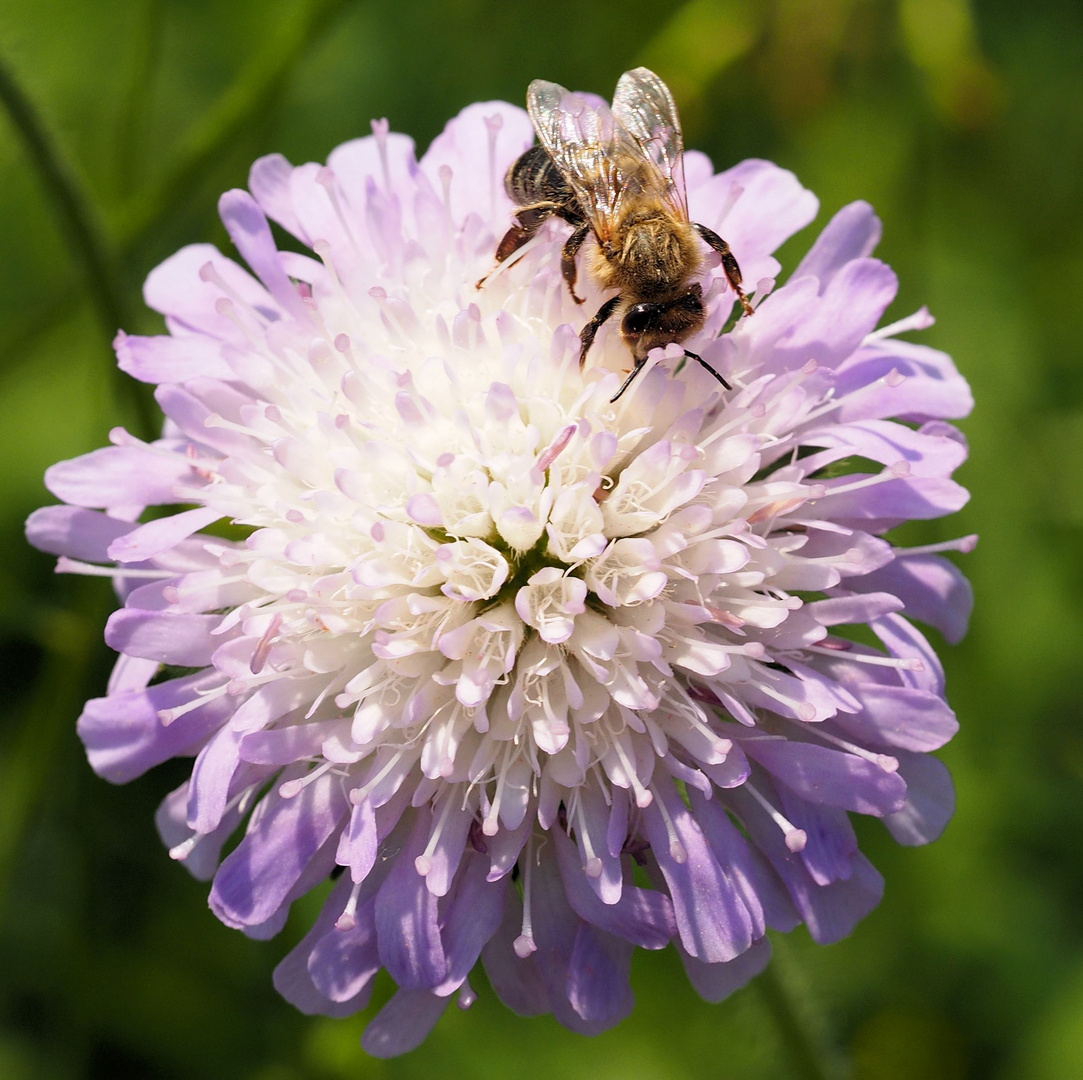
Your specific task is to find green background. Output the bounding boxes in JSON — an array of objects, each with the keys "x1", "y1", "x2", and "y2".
[{"x1": 1, "y1": 1, "x2": 1080, "y2": 1077}]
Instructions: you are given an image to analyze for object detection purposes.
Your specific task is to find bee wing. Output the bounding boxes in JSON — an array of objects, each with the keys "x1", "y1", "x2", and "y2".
[
  {"x1": 527, "y1": 79, "x2": 651, "y2": 245},
  {"x1": 611, "y1": 67, "x2": 689, "y2": 220}
]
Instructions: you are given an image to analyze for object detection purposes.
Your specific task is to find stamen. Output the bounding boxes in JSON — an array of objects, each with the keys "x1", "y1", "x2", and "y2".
[
  {"x1": 157, "y1": 679, "x2": 232, "y2": 725},
  {"x1": 371, "y1": 117, "x2": 392, "y2": 192},
  {"x1": 805, "y1": 644, "x2": 925, "y2": 671},
  {"x1": 315, "y1": 167, "x2": 362, "y2": 256},
  {"x1": 438, "y1": 164, "x2": 454, "y2": 234},
  {"x1": 168, "y1": 835, "x2": 199, "y2": 861},
  {"x1": 746, "y1": 782, "x2": 807, "y2": 852},
  {"x1": 169, "y1": 784, "x2": 255, "y2": 861},
  {"x1": 705, "y1": 605, "x2": 746, "y2": 630},
  {"x1": 793, "y1": 721, "x2": 899, "y2": 772},
  {"x1": 162, "y1": 570, "x2": 250, "y2": 605},
  {"x1": 752, "y1": 677, "x2": 818, "y2": 722},
  {"x1": 55, "y1": 559, "x2": 175, "y2": 579},
  {"x1": 716, "y1": 181, "x2": 745, "y2": 226},
  {"x1": 575, "y1": 798, "x2": 603, "y2": 878},
  {"x1": 865, "y1": 306, "x2": 934, "y2": 341},
  {"x1": 368, "y1": 286, "x2": 415, "y2": 346},
  {"x1": 250, "y1": 612, "x2": 283, "y2": 674},
  {"x1": 808, "y1": 462, "x2": 911, "y2": 503},
  {"x1": 535, "y1": 424, "x2": 577, "y2": 473},
  {"x1": 746, "y1": 495, "x2": 810, "y2": 526},
  {"x1": 278, "y1": 760, "x2": 335, "y2": 799},
  {"x1": 349, "y1": 750, "x2": 407, "y2": 806},
  {"x1": 483, "y1": 112, "x2": 504, "y2": 217},
  {"x1": 213, "y1": 297, "x2": 266, "y2": 351},
  {"x1": 750, "y1": 277, "x2": 776, "y2": 310},
  {"x1": 203, "y1": 412, "x2": 276, "y2": 441},
  {"x1": 795, "y1": 367, "x2": 906, "y2": 430},
  {"x1": 335, "y1": 880, "x2": 364, "y2": 931},
  {"x1": 611, "y1": 739, "x2": 652, "y2": 807},
  {"x1": 303, "y1": 674, "x2": 346, "y2": 721},
  {"x1": 650, "y1": 785, "x2": 688, "y2": 863},
  {"x1": 513, "y1": 836, "x2": 537, "y2": 958},
  {"x1": 415, "y1": 791, "x2": 455, "y2": 875},
  {"x1": 482, "y1": 745, "x2": 511, "y2": 836},
  {"x1": 311, "y1": 241, "x2": 356, "y2": 324},
  {"x1": 199, "y1": 262, "x2": 268, "y2": 326},
  {"x1": 816, "y1": 637, "x2": 852, "y2": 651},
  {"x1": 893, "y1": 534, "x2": 979, "y2": 557},
  {"x1": 661, "y1": 684, "x2": 734, "y2": 757}
]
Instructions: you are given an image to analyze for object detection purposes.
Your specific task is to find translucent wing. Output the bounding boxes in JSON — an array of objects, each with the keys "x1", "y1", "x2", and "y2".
[
  {"x1": 527, "y1": 79, "x2": 660, "y2": 245},
  {"x1": 611, "y1": 67, "x2": 689, "y2": 219}
]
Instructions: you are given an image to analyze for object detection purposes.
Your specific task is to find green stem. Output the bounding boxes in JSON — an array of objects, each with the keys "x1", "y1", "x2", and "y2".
[
  {"x1": 0, "y1": 0, "x2": 354, "y2": 401},
  {"x1": 114, "y1": 0, "x2": 164, "y2": 197},
  {"x1": 0, "y1": 53, "x2": 156, "y2": 438},
  {"x1": 112, "y1": 0, "x2": 355, "y2": 247},
  {"x1": 757, "y1": 960, "x2": 840, "y2": 1080},
  {"x1": 0, "y1": 56, "x2": 128, "y2": 335}
]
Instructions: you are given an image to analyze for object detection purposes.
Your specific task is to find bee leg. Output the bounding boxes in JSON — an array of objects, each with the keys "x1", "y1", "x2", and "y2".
[
  {"x1": 610, "y1": 361, "x2": 647, "y2": 403},
  {"x1": 683, "y1": 350, "x2": 731, "y2": 390},
  {"x1": 477, "y1": 204, "x2": 559, "y2": 289},
  {"x1": 578, "y1": 295, "x2": 622, "y2": 368},
  {"x1": 562, "y1": 224, "x2": 590, "y2": 304},
  {"x1": 694, "y1": 223, "x2": 755, "y2": 317}
]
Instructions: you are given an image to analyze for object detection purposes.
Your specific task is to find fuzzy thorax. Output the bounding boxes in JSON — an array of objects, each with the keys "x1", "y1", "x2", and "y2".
[{"x1": 586, "y1": 205, "x2": 703, "y2": 297}]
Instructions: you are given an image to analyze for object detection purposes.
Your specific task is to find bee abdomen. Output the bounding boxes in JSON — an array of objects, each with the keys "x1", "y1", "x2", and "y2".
[{"x1": 506, "y1": 145, "x2": 577, "y2": 213}]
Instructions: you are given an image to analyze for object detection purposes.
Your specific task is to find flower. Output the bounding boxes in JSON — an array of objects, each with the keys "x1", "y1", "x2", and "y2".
[{"x1": 27, "y1": 97, "x2": 974, "y2": 1056}]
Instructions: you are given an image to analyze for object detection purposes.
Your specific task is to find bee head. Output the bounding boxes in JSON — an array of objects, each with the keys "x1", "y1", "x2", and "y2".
[{"x1": 620, "y1": 290, "x2": 706, "y2": 362}]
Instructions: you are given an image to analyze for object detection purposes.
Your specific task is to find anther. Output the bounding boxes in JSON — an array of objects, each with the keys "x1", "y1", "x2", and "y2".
[
  {"x1": 895, "y1": 534, "x2": 978, "y2": 557},
  {"x1": 335, "y1": 880, "x2": 363, "y2": 931},
  {"x1": 746, "y1": 782, "x2": 807, "y2": 852},
  {"x1": 513, "y1": 837, "x2": 537, "y2": 958},
  {"x1": 168, "y1": 835, "x2": 199, "y2": 861},
  {"x1": 279, "y1": 760, "x2": 334, "y2": 799},
  {"x1": 793, "y1": 720, "x2": 900, "y2": 772},
  {"x1": 575, "y1": 798, "x2": 603, "y2": 877},
  {"x1": 750, "y1": 277, "x2": 776, "y2": 310},
  {"x1": 416, "y1": 793, "x2": 455, "y2": 876},
  {"x1": 535, "y1": 424, "x2": 576, "y2": 472},
  {"x1": 250, "y1": 612, "x2": 283, "y2": 675}
]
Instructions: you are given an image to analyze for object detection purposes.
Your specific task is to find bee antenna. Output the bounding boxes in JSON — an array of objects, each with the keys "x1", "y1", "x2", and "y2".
[
  {"x1": 684, "y1": 350, "x2": 731, "y2": 390},
  {"x1": 609, "y1": 362, "x2": 645, "y2": 403}
]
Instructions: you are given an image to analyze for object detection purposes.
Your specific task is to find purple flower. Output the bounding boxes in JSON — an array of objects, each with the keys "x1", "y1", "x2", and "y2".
[{"x1": 27, "y1": 98, "x2": 973, "y2": 1056}]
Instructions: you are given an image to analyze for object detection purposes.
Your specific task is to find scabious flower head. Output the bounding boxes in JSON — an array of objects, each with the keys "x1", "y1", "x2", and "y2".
[{"x1": 27, "y1": 98, "x2": 973, "y2": 1055}]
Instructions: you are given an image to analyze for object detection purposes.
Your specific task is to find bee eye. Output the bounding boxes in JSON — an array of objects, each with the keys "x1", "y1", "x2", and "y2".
[{"x1": 622, "y1": 303, "x2": 654, "y2": 338}]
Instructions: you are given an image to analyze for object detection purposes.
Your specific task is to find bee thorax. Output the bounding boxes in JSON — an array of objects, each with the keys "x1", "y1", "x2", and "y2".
[{"x1": 612, "y1": 216, "x2": 701, "y2": 295}]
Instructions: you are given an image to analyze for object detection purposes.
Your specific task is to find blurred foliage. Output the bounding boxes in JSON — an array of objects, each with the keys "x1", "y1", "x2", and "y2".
[{"x1": 0, "y1": 0, "x2": 1081, "y2": 1077}]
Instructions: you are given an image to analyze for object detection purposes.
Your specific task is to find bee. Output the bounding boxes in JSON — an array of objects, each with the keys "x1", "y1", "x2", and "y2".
[
  {"x1": 483, "y1": 67, "x2": 753, "y2": 401},
  {"x1": 479, "y1": 143, "x2": 591, "y2": 303}
]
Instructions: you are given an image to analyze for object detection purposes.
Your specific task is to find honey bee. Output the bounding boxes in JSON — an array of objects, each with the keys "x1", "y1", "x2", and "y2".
[{"x1": 484, "y1": 67, "x2": 753, "y2": 401}]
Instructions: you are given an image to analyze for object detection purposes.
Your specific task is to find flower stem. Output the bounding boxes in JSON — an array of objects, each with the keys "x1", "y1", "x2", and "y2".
[
  {"x1": 0, "y1": 52, "x2": 156, "y2": 439},
  {"x1": 113, "y1": 0, "x2": 165, "y2": 198},
  {"x1": 756, "y1": 959, "x2": 841, "y2": 1080},
  {"x1": 112, "y1": 0, "x2": 355, "y2": 248},
  {"x1": 0, "y1": 56, "x2": 128, "y2": 335}
]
